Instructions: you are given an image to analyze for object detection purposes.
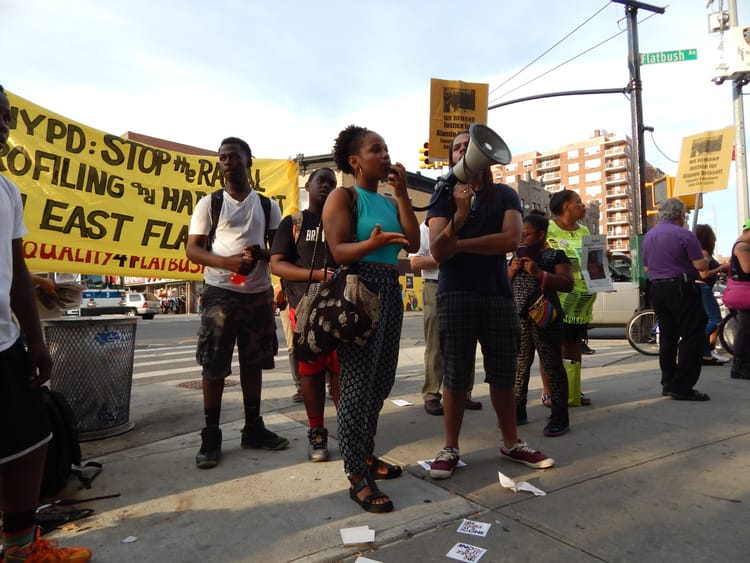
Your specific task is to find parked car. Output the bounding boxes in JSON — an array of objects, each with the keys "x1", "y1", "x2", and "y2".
[
  {"x1": 589, "y1": 252, "x2": 642, "y2": 327},
  {"x1": 122, "y1": 292, "x2": 161, "y2": 319}
]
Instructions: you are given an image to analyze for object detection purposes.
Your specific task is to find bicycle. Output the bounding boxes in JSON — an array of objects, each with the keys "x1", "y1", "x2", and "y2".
[
  {"x1": 625, "y1": 307, "x2": 737, "y2": 356},
  {"x1": 626, "y1": 308, "x2": 660, "y2": 356}
]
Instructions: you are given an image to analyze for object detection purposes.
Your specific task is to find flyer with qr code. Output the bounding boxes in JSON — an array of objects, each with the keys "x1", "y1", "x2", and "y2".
[
  {"x1": 456, "y1": 519, "x2": 491, "y2": 537},
  {"x1": 447, "y1": 542, "x2": 487, "y2": 562}
]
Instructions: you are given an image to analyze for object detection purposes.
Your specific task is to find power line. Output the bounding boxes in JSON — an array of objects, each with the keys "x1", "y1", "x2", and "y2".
[
  {"x1": 488, "y1": 9, "x2": 659, "y2": 106},
  {"x1": 647, "y1": 129, "x2": 678, "y2": 163},
  {"x1": 487, "y1": 2, "x2": 611, "y2": 98}
]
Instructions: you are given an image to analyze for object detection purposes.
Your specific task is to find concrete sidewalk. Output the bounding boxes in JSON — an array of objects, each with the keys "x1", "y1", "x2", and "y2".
[{"x1": 51, "y1": 334, "x2": 749, "y2": 562}]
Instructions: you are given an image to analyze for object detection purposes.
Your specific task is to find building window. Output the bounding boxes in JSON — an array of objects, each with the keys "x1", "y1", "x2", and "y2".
[
  {"x1": 585, "y1": 158, "x2": 601, "y2": 169},
  {"x1": 567, "y1": 149, "x2": 579, "y2": 159},
  {"x1": 506, "y1": 162, "x2": 518, "y2": 172},
  {"x1": 585, "y1": 171, "x2": 602, "y2": 182},
  {"x1": 584, "y1": 145, "x2": 601, "y2": 156},
  {"x1": 568, "y1": 162, "x2": 579, "y2": 172},
  {"x1": 568, "y1": 175, "x2": 580, "y2": 185},
  {"x1": 506, "y1": 174, "x2": 516, "y2": 183},
  {"x1": 522, "y1": 159, "x2": 533, "y2": 168}
]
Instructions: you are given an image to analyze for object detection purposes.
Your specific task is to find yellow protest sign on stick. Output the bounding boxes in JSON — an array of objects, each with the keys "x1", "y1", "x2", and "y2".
[
  {"x1": 429, "y1": 78, "x2": 488, "y2": 160},
  {"x1": 674, "y1": 126, "x2": 734, "y2": 195},
  {"x1": 1, "y1": 91, "x2": 298, "y2": 279}
]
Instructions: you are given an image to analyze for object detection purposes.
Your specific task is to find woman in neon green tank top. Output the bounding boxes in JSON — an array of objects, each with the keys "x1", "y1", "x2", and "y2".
[{"x1": 545, "y1": 189, "x2": 596, "y2": 406}]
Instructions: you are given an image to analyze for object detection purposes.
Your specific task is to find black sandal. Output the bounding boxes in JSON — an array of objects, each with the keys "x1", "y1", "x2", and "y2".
[
  {"x1": 349, "y1": 474, "x2": 394, "y2": 513},
  {"x1": 367, "y1": 455, "x2": 403, "y2": 480}
]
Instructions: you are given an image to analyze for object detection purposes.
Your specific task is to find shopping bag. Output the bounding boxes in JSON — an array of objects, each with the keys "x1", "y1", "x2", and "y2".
[{"x1": 564, "y1": 360, "x2": 581, "y2": 407}]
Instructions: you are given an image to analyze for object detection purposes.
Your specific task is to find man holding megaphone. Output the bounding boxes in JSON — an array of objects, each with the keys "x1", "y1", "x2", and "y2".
[{"x1": 426, "y1": 126, "x2": 555, "y2": 479}]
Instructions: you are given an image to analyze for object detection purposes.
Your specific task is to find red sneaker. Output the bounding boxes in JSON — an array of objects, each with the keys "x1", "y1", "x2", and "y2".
[
  {"x1": 429, "y1": 448, "x2": 460, "y2": 479},
  {"x1": 500, "y1": 440, "x2": 555, "y2": 469}
]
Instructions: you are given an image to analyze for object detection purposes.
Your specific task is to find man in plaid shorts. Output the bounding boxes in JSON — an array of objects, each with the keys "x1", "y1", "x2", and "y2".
[{"x1": 426, "y1": 130, "x2": 554, "y2": 479}]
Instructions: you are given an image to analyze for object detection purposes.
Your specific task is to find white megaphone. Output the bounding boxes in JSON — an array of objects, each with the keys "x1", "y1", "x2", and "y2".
[{"x1": 433, "y1": 123, "x2": 512, "y2": 196}]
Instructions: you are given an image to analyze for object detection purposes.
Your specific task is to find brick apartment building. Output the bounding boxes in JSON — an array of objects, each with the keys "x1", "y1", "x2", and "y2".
[{"x1": 490, "y1": 129, "x2": 662, "y2": 255}]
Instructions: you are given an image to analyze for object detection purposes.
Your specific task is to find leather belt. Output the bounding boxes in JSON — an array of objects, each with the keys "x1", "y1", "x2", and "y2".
[{"x1": 652, "y1": 276, "x2": 692, "y2": 284}]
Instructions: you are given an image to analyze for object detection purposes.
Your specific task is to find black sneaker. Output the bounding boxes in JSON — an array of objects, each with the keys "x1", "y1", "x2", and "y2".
[
  {"x1": 307, "y1": 427, "x2": 329, "y2": 462},
  {"x1": 196, "y1": 426, "x2": 222, "y2": 469},
  {"x1": 543, "y1": 416, "x2": 569, "y2": 437},
  {"x1": 241, "y1": 417, "x2": 290, "y2": 450},
  {"x1": 516, "y1": 404, "x2": 528, "y2": 426}
]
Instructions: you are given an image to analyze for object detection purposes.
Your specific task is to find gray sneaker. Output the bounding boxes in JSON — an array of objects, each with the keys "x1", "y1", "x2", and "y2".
[
  {"x1": 196, "y1": 426, "x2": 222, "y2": 469},
  {"x1": 307, "y1": 427, "x2": 329, "y2": 462},
  {"x1": 241, "y1": 417, "x2": 290, "y2": 450}
]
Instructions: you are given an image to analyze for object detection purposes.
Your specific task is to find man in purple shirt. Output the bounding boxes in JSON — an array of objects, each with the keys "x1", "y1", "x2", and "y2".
[{"x1": 642, "y1": 198, "x2": 709, "y2": 401}]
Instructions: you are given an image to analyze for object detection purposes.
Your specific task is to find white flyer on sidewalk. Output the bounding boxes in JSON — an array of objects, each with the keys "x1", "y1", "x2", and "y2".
[{"x1": 581, "y1": 234, "x2": 613, "y2": 293}]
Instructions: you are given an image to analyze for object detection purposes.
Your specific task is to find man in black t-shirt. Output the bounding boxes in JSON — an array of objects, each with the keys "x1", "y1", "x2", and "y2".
[{"x1": 270, "y1": 168, "x2": 339, "y2": 462}]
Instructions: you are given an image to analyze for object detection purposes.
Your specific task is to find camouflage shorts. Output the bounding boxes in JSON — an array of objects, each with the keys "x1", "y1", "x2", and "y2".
[{"x1": 196, "y1": 285, "x2": 277, "y2": 379}]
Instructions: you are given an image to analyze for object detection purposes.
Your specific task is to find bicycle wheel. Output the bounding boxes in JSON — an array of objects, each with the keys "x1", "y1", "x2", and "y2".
[
  {"x1": 718, "y1": 310, "x2": 738, "y2": 356},
  {"x1": 626, "y1": 309, "x2": 660, "y2": 356}
]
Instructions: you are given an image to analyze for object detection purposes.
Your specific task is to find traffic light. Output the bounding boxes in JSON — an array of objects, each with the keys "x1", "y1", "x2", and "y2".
[
  {"x1": 419, "y1": 142, "x2": 431, "y2": 169},
  {"x1": 651, "y1": 175, "x2": 699, "y2": 210}
]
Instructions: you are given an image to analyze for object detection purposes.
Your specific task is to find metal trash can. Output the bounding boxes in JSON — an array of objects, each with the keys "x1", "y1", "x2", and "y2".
[{"x1": 43, "y1": 317, "x2": 137, "y2": 441}]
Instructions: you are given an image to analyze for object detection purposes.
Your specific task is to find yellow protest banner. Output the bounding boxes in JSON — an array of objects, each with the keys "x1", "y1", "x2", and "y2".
[
  {"x1": 429, "y1": 78, "x2": 488, "y2": 160},
  {"x1": 674, "y1": 126, "x2": 734, "y2": 195},
  {"x1": 1, "y1": 91, "x2": 298, "y2": 279}
]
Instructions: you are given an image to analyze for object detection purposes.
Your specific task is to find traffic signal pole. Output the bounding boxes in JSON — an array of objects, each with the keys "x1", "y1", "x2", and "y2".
[{"x1": 613, "y1": 0, "x2": 665, "y2": 236}]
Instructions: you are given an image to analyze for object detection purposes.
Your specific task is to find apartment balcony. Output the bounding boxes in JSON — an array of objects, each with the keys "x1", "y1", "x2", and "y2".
[
  {"x1": 606, "y1": 231, "x2": 631, "y2": 239},
  {"x1": 604, "y1": 159, "x2": 628, "y2": 172},
  {"x1": 537, "y1": 159, "x2": 560, "y2": 170},
  {"x1": 541, "y1": 171, "x2": 561, "y2": 183},
  {"x1": 604, "y1": 145, "x2": 628, "y2": 157},
  {"x1": 605, "y1": 188, "x2": 629, "y2": 198},
  {"x1": 607, "y1": 215, "x2": 631, "y2": 225},
  {"x1": 605, "y1": 174, "x2": 629, "y2": 186}
]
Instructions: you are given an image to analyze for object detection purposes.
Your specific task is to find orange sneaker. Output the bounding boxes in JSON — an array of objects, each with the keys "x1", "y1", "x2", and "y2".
[{"x1": 4, "y1": 529, "x2": 91, "y2": 562}]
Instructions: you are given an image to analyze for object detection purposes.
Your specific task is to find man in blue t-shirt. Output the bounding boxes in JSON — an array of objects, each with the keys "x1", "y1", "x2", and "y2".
[{"x1": 642, "y1": 198, "x2": 709, "y2": 401}]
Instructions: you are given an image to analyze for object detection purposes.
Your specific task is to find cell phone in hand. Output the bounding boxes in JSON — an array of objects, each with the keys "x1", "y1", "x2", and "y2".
[{"x1": 516, "y1": 242, "x2": 541, "y2": 261}]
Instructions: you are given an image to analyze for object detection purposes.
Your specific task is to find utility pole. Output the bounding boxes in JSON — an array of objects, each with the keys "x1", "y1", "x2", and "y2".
[
  {"x1": 612, "y1": 0, "x2": 665, "y2": 236},
  {"x1": 728, "y1": 0, "x2": 749, "y2": 228}
]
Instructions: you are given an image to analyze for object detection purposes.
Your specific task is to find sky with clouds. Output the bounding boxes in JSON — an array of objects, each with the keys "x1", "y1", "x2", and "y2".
[{"x1": 2, "y1": 0, "x2": 748, "y2": 253}]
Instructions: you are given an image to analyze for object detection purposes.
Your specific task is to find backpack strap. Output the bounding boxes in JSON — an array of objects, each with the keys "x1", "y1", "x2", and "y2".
[
  {"x1": 291, "y1": 210, "x2": 304, "y2": 243},
  {"x1": 208, "y1": 189, "x2": 273, "y2": 250},
  {"x1": 207, "y1": 189, "x2": 224, "y2": 251},
  {"x1": 345, "y1": 187, "x2": 358, "y2": 242},
  {"x1": 258, "y1": 193, "x2": 272, "y2": 248},
  {"x1": 71, "y1": 461, "x2": 103, "y2": 490}
]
